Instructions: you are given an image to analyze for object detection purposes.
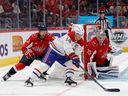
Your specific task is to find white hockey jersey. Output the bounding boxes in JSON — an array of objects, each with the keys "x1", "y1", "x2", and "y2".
[{"x1": 50, "y1": 34, "x2": 83, "y2": 57}]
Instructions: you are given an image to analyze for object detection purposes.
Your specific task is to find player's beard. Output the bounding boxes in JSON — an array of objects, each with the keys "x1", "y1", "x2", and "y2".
[
  {"x1": 39, "y1": 34, "x2": 45, "y2": 39},
  {"x1": 41, "y1": 35, "x2": 45, "y2": 38},
  {"x1": 39, "y1": 32, "x2": 47, "y2": 39}
]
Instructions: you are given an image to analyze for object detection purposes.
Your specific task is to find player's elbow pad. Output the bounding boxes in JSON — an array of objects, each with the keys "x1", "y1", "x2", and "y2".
[{"x1": 21, "y1": 47, "x2": 27, "y2": 54}]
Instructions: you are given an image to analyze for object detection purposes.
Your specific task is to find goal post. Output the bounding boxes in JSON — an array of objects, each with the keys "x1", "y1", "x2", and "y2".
[{"x1": 83, "y1": 24, "x2": 101, "y2": 79}]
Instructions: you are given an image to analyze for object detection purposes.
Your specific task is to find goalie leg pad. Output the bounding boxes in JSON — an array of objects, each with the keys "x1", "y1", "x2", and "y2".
[
  {"x1": 97, "y1": 66, "x2": 119, "y2": 79},
  {"x1": 97, "y1": 66, "x2": 119, "y2": 72}
]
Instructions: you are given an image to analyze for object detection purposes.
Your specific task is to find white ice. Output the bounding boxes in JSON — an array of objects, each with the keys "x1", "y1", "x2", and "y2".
[{"x1": 0, "y1": 53, "x2": 128, "y2": 96}]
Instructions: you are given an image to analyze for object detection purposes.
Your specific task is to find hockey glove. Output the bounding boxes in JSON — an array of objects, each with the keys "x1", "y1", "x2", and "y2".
[
  {"x1": 72, "y1": 55, "x2": 80, "y2": 68},
  {"x1": 25, "y1": 49, "x2": 36, "y2": 59},
  {"x1": 87, "y1": 62, "x2": 98, "y2": 79}
]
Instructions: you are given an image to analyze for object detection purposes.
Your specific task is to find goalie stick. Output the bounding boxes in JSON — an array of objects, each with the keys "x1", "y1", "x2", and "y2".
[{"x1": 79, "y1": 65, "x2": 120, "y2": 92}]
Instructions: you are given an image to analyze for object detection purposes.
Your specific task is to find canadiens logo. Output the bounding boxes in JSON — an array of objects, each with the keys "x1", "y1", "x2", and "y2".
[{"x1": 111, "y1": 30, "x2": 128, "y2": 44}]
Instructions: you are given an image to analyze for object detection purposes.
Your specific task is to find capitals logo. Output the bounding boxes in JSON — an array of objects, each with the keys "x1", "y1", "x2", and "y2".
[{"x1": 111, "y1": 30, "x2": 128, "y2": 44}]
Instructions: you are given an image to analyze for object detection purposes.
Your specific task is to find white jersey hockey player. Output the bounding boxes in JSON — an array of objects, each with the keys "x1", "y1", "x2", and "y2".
[{"x1": 25, "y1": 24, "x2": 84, "y2": 87}]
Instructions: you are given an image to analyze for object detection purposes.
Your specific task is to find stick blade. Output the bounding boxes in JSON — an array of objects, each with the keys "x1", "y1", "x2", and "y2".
[{"x1": 105, "y1": 88, "x2": 120, "y2": 92}]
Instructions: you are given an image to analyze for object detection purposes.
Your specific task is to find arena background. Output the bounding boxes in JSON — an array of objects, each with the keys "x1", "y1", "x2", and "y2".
[
  {"x1": 0, "y1": 0, "x2": 128, "y2": 66},
  {"x1": 1, "y1": 1, "x2": 128, "y2": 96}
]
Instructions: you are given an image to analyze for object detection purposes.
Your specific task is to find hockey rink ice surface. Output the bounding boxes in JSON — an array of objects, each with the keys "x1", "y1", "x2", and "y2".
[{"x1": 0, "y1": 53, "x2": 128, "y2": 96}]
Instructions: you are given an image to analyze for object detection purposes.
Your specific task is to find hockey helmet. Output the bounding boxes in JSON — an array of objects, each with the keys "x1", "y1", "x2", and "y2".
[
  {"x1": 96, "y1": 32, "x2": 106, "y2": 40},
  {"x1": 37, "y1": 24, "x2": 47, "y2": 31},
  {"x1": 71, "y1": 24, "x2": 84, "y2": 35}
]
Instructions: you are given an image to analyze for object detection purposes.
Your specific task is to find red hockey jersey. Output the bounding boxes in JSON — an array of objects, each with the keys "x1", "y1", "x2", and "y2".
[
  {"x1": 86, "y1": 37, "x2": 110, "y2": 62},
  {"x1": 85, "y1": 37, "x2": 100, "y2": 63},
  {"x1": 92, "y1": 38, "x2": 111, "y2": 65},
  {"x1": 21, "y1": 32, "x2": 54, "y2": 57}
]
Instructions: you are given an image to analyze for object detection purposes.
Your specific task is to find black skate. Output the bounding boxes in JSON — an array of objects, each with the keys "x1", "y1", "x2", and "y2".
[
  {"x1": 3, "y1": 73, "x2": 11, "y2": 81},
  {"x1": 64, "y1": 77, "x2": 77, "y2": 86},
  {"x1": 25, "y1": 77, "x2": 34, "y2": 87}
]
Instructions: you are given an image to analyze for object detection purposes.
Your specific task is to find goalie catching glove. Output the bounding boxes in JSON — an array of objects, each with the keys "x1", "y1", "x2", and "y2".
[{"x1": 87, "y1": 62, "x2": 99, "y2": 79}]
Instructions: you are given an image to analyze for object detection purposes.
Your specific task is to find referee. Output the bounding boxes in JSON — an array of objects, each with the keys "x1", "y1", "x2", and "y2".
[
  {"x1": 95, "y1": 11, "x2": 111, "y2": 41},
  {"x1": 95, "y1": 11, "x2": 122, "y2": 55}
]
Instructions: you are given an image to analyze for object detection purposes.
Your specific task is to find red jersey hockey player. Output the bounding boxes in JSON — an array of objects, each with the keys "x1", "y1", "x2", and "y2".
[
  {"x1": 3, "y1": 24, "x2": 54, "y2": 81},
  {"x1": 83, "y1": 33, "x2": 106, "y2": 79},
  {"x1": 25, "y1": 24, "x2": 84, "y2": 87},
  {"x1": 86, "y1": 33, "x2": 119, "y2": 79}
]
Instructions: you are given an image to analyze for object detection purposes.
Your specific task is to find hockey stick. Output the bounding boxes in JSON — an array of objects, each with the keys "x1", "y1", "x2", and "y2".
[{"x1": 79, "y1": 65, "x2": 120, "y2": 92}]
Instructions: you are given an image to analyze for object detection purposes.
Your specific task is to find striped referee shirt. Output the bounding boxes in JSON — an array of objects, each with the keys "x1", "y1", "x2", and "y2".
[{"x1": 95, "y1": 17, "x2": 111, "y2": 32}]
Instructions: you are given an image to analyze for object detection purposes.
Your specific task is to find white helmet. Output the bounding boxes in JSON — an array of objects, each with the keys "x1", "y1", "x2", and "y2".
[{"x1": 71, "y1": 24, "x2": 84, "y2": 35}]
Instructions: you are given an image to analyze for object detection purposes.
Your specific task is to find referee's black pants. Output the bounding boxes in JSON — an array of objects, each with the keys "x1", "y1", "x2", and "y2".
[{"x1": 104, "y1": 30, "x2": 110, "y2": 41}]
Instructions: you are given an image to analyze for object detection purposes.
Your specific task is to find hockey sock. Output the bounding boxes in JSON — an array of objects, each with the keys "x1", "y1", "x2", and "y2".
[
  {"x1": 6, "y1": 67, "x2": 17, "y2": 76},
  {"x1": 30, "y1": 68, "x2": 46, "y2": 81},
  {"x1": 15, "y1": 62, "x2": 26, "y2": 71},
  {"x1": 30, "y1": 64, "x2": 49, "y2": 81},
  {"x1": 65, "y1": 68, "x2": 77, "y2": 86},
  {"x1": 3, "y1": 66, "x2": 17, "y2": 81},
  {"x1": 32, "y1": 68, "x2": 42, "y2": 79},
  {"x1": 6, "y1": 62, "x2": 26, "y2": 76},
  {"x1": 65, "y1": 68, "x2": 75, "y2": 78}
]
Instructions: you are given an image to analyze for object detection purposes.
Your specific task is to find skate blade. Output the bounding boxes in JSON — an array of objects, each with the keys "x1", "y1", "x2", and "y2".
[
  {"x1": 24, "y1": 83, "x2": 33, "y2": 87},
  {"x1": 64, "y1": 83, "x2": 77, "y2": 87},
  {"x1": 1, "y1": 78, "x2": 7, "y2": 82}
]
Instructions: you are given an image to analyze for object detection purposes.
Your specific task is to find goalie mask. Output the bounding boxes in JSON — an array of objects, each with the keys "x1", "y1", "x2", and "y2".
[{"x1": 96, "y1": 33, "x2": 106, "y2": 46}]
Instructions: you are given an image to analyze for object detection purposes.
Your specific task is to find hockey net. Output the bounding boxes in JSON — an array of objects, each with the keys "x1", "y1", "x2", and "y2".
[{"x1": 46, "y1": 24, "x2": 101, "y2": 80}]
